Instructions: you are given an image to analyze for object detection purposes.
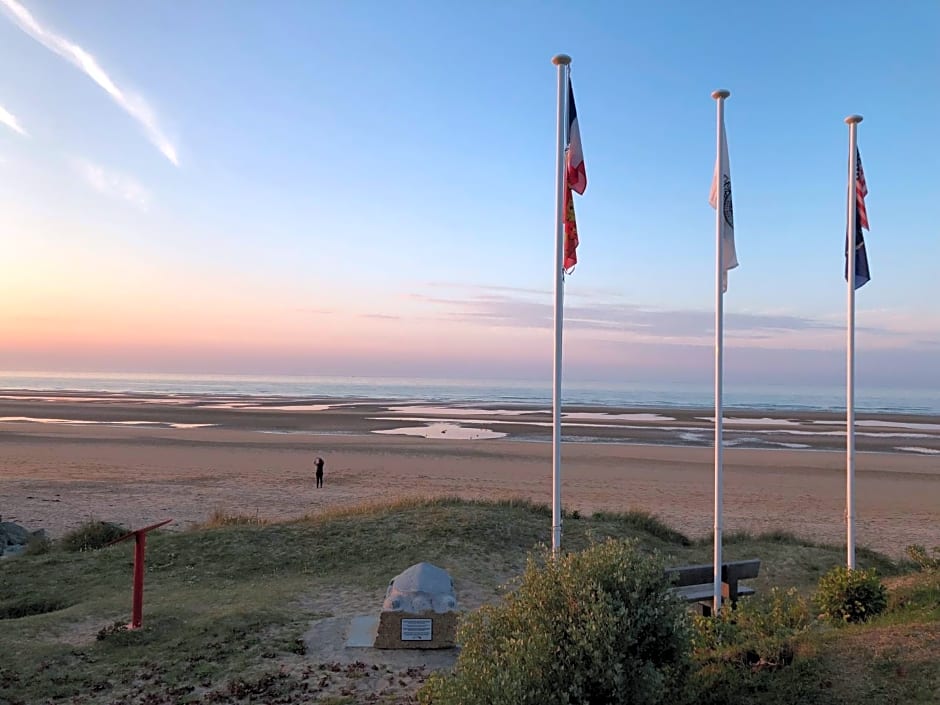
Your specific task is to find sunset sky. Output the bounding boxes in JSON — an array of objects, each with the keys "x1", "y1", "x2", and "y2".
[{"x1": 1, "y1": 0, "x2": 938, "y2": 390}]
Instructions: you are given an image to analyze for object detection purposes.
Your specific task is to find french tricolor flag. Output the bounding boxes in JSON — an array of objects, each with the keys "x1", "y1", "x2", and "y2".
[{"x1": 566, "y1": 77, "x2": 586, "y2": 195}]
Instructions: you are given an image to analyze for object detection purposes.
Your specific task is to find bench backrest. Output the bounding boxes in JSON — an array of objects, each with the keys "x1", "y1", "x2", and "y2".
[
  {"x1": 724, "y1": 559, "x2": 760, "y2": 582},
  {"x1": 665, "y1": 559, "x2": 760, "y2": 587}
]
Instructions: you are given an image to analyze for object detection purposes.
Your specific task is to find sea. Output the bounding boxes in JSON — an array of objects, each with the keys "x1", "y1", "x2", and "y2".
[{"x1": 0, "y1": 371, "x2": 937, "y2": 416}]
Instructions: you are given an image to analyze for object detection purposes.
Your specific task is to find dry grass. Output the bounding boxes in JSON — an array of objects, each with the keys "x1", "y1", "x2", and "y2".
[
  {"x1": 197, "y1": 508, "x2": 270, "y2": 529},
  {"x1": 298, "y1": 494, "x2": 551, "y2": 524},
  {"x1": 805, "y1": 622, "x2": 940, "y2": 704}
]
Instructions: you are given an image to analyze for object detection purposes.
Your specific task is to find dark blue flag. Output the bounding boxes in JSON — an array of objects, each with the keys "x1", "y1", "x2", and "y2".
[{"x1": 846, "y1": 220, "x2": 870, "y2": 289}]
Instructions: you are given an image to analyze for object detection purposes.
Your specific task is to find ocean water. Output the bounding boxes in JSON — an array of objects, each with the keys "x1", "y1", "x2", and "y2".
[{"x1": 0, "y1": 371, "x2": 937, "y2": 415}]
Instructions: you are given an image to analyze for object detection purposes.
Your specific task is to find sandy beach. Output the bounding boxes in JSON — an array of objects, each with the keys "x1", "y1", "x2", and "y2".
[{"x1": 1, "y1": 392, "x2": 939, "y2": 557}]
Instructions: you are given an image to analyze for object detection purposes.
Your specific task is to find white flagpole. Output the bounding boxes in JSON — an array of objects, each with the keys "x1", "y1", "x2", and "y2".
[
  {"x1": 712, "y1": 89, "x2": 730, "y2": 614},
  {"x1": 845, "y1": 114, "x2": 862, "y2": 570},
  {"x1": 551, "y1": 54, "x2": 571, "y2": 555}
]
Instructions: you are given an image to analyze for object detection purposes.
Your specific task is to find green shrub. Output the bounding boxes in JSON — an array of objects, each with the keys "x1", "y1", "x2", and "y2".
[
  {"x1": 905, "y1": 544, "x2": 940, "y2": 572},
  {"x1": 23, "y1": 533, "x2": 52, "y2": 556},
  {"x1": 0, "y1": 598, "x2": 71, "y2": 619},
  {"x1": 692, "y1": 588, "x2": 810, "y2": 648},
  {"x1": 887, "y1": 571, "x2": 940, "y2": 619},
  {"x1": 733, "y1": 587, "x2": 812, "y2": 639},
  {"x1": 418, "y1": 539, "x2": 692, "y2": 705},
  {"x1": 60, "y1": 521, "x2": 127, "y2": 552},
  {"x1": 815, "y1": 566, "x2": 887, "y2": 624},
  {"x1": 689, "y1": 588, "x2": 813, "y2": 705},
  {"x1": 693, "y1": 588, "x2": 810, "y2": 665}
]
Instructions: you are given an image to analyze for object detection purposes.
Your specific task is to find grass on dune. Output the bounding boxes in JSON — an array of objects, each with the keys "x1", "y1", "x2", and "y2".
[
  {"x1": 742, "y1": 615, "x2": 940, "y2": 705},
  {"x1": 0, "y1": 496, "x2": 936, "y2": 705},
  {"x1": 197, "y1": 508, "x2": 270, "y2": 528}
]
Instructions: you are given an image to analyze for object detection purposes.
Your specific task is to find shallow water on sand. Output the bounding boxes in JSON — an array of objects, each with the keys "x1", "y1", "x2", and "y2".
[{"x1": 1, "y1": 371, "x2": 938, "y2": 414}]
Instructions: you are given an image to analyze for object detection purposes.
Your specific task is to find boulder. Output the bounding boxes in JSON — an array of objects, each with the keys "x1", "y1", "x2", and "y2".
[
  {"x1": 374, "y1": 562, "x2": 458, "y2": 649},
  {"x1": 0, "y1": 521, "x2": 31, "y2": 556},
  {"x1": 0, "y1": 521, "x2": 31, "y2": 548},
  {"x1": 382, "y1": 562, "x2": 457, "y2": 613}
]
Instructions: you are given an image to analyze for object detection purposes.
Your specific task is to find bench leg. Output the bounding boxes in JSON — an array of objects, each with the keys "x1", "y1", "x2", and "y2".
[{"x1": 722, "y1": 581, "x2": 739, "y2": 608}]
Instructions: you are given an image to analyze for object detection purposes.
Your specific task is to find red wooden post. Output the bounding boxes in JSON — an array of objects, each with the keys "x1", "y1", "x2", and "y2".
[
  {"x1": 131, "y1": 531, "x2": 147, "y2": 629},
  {"x1": 105, "y1": 519, "x2": 172, "y2": 630}
]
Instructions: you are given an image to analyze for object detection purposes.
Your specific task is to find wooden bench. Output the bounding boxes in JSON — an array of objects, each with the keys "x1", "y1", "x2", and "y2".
[{"x1": 665, "y1": 559, "x2": 760, "y2": 614}]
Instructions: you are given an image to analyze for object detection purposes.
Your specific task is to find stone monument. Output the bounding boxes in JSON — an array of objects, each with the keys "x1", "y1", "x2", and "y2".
[{"x1": 373, "y1": 562, "x2": 458, "y2": 649}]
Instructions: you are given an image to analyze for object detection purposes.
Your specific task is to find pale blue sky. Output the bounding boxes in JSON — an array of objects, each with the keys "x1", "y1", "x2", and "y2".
[{"x1": 1, "y1": 0, "x2": 938, "y2": 389}]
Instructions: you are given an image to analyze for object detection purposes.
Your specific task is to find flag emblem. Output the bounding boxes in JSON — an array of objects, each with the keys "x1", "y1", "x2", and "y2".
[
  {"x1": 845, "y1": 148, "x2": 870, "y2": 289},
  {"x1": 563, "y1": 76, "x2": 585, "y2": 272},
  {"x1": 856, "y1": 150, "x2": 869, "y2": 230},
  {"x1": 721, "y1": 175, "x2": 734, "y2": 229},
  {"x1": 564, "y1": 187, "x2": 579, "y2": 271}
]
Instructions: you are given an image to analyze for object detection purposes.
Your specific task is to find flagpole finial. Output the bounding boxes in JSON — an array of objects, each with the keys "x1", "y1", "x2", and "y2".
[
  {"x1": 845, "y1": 115, "x2": 864, "y2": 125},
  {"x1": 712, "y1": 89, "x2": 730, "y2": 100},
  {"x1": 552, "y1": 54, "x2": 571, "y2": 66}
]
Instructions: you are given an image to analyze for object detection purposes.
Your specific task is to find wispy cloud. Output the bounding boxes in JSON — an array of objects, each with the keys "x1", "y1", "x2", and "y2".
[
  {"x1": 426, "y1": 282, "x2": 551, "y2": 297},
  {"x1": 0, "y1": 0, "x2": 179, "y2": 165},
  {"x1": 72, "y1": 158, "x2": 151, "y2": 209},
  {"x1": 409, "y1": 284, "x2": 939, "y2": 350},
  {"x1": 0, "y1": 104, "x2": 27, "y2": 136}
]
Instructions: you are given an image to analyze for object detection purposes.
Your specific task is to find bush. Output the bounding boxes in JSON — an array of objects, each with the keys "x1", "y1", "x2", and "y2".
[
  {"x1": 689, "y1": 589, "x2": 813, "y2": 705},
  {"x1": 693, "y1": 588, "x2": 810, "y2": 667},
  {"x1": 906, "y1": 544, "x2": 940, "y2": 572},
  {"x1": 734, "y1": 587, "x2": 812, "y2": 638},
  {"x1": 418, "y1": 539, "x2": 692, "y2": 705},
  {"x1": 23, "y1": 533, "x2": 52, "y2": 556},
  {"x1": 815, "y1": 566, "x2": 887, "y2": 624},
  {"x1": 0, "y1": 598, "x2": 71, "y2": 619},
  {"x1": 887, "y1": 571, "x2": 940, "y2": 618},
  {"x1": 60, "y1": 521, "x2": 127, "y2": 552}
]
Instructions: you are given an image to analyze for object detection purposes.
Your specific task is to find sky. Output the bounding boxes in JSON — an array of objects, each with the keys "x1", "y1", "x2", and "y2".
[{"x1": 1, "y1": 0, "x2": 938, "y2": 391}]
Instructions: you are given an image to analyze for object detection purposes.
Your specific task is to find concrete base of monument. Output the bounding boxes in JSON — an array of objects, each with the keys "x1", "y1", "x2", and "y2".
[
  {"x1": 373, "y1": 610, "x2": 458, "y2": 649},
  {"x1": 345, "y1": 615, "x2": 380, "y2": 648},
  {"x1": 305, "y1": 616, "x2": 459, "y2": 673}
]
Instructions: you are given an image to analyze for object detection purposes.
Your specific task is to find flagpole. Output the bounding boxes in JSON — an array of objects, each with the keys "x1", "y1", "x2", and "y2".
[
  {"x1": 845, "y1": 114, "x2": 862, "y2": 570},
  {"x1": 712, "y1": 89, "x2": 730, "y2": 614},
  {"x1": 551, "y1": 53, "x2": 571, "y2": 556}
]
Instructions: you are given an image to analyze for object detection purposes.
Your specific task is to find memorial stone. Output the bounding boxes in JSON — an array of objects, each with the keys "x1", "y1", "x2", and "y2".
[{"x1": 373, "y1": 562, "x2": 458, "y2": 649}]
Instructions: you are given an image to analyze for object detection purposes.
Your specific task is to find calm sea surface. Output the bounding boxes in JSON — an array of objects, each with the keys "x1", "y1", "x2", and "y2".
[{"x1": 0, "y1": 371, "x2": 937, "y2": 415}]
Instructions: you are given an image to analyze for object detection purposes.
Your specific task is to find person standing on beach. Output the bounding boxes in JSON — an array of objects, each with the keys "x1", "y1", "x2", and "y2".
[{"x1": 315, "y1": 457, "x2": 324, "y2": 488}]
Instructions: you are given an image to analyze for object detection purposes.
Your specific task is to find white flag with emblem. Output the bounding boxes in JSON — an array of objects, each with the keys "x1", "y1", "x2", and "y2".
[{"x1": 709, "y1": 120, "x2": 738, "y2": 292}]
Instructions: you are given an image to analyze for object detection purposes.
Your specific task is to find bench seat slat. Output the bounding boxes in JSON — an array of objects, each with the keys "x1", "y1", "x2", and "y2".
[
  {"x1": 669, "y1": 585, "x2": 755, "y2": 600},
  {"x1": 673, "y1": 585, "x2": 714, "y2": 602}
]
